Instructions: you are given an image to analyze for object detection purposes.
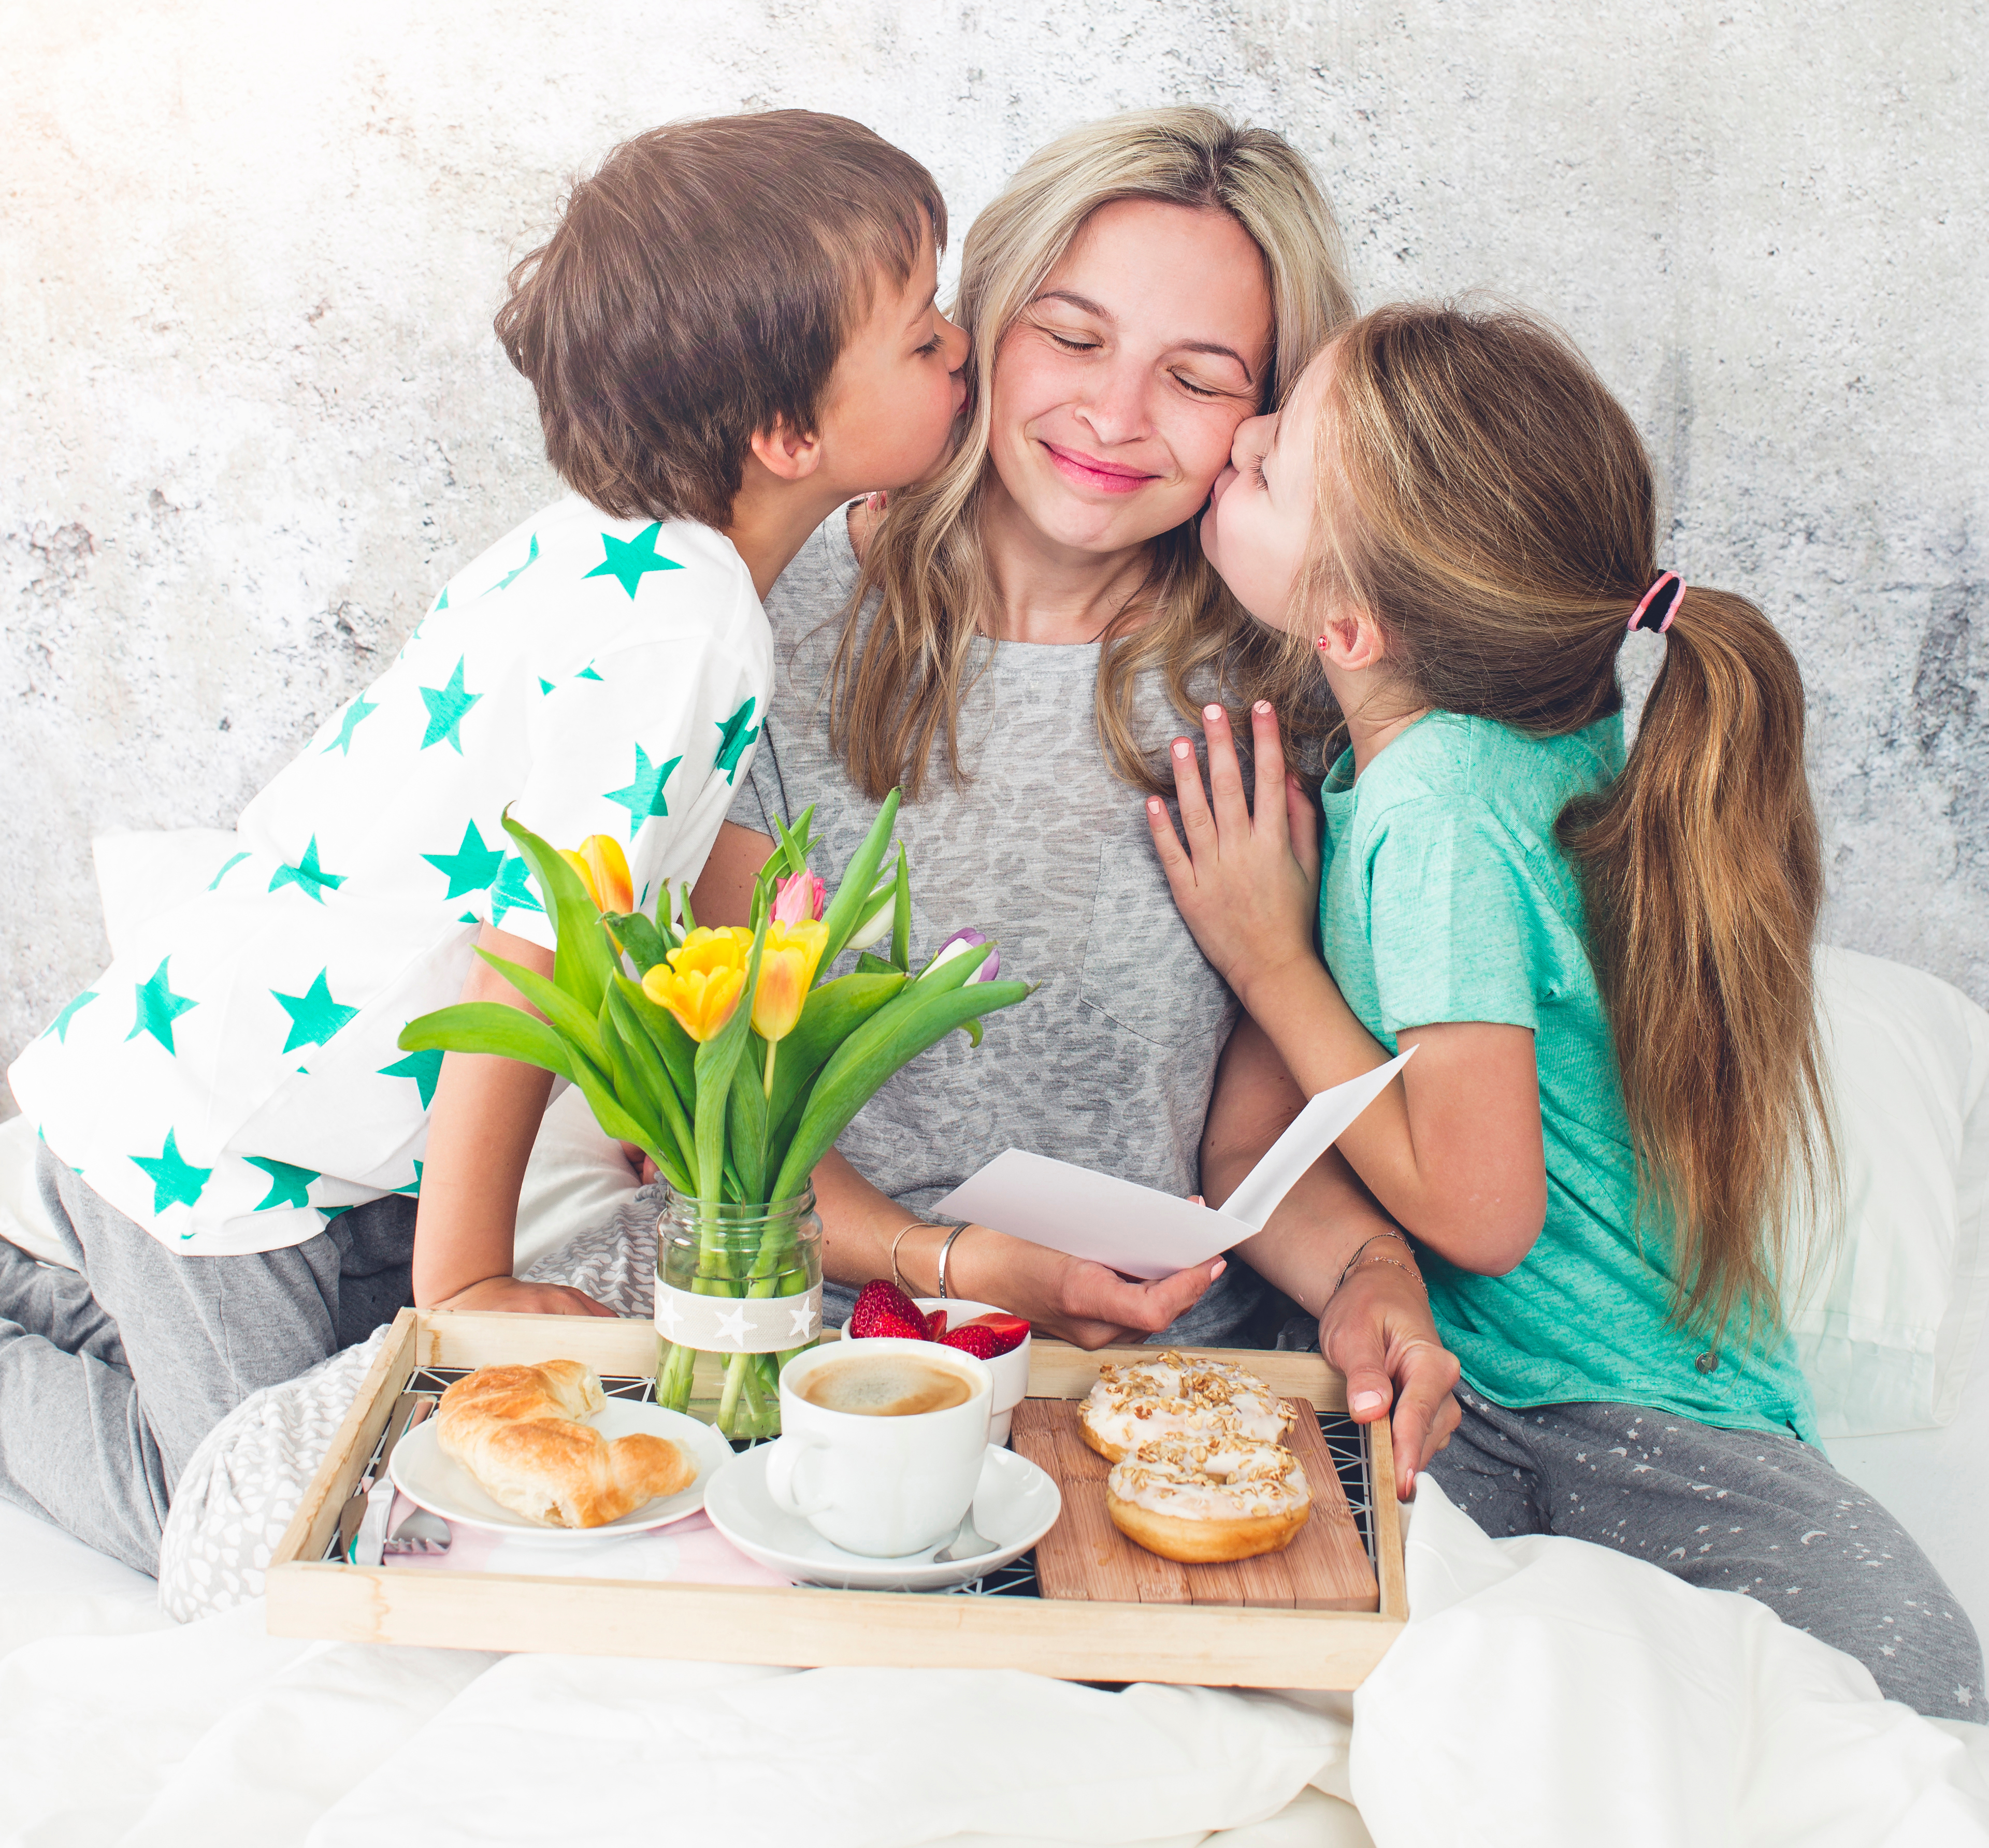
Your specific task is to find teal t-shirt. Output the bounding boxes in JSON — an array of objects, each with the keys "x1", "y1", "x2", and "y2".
[{"x1": 1317, "y1": 711, "x2": 1818, "y2": 1442}]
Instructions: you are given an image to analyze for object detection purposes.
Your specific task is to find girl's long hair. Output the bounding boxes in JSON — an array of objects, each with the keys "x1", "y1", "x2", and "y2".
[
  {"x1": 1311, "y1": 301, "x2": 1833, "y2": 1340},
  {"x1": 830, "y1": 107, "x2": 1356, "y2": 799}
]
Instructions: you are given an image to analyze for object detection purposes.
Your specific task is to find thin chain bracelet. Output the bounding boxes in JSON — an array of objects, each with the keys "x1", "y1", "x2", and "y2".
[
  {"x1": 1336, "y1": 1253, "x2": 1425, "y2": 1295},
  {"x1": 1335, "y1": 1229, "x2": 1416, "y2": 1293}
]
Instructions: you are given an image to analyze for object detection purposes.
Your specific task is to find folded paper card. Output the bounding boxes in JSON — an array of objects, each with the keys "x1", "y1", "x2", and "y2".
[{"x1": 931, "y1": 1049, "x2": 1415, "y2": 1280}]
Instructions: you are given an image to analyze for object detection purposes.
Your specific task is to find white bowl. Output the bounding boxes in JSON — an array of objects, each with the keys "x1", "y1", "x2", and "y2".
[{"x1": 839, "y1": 1297, "x2": 1032, "y2": 1447}]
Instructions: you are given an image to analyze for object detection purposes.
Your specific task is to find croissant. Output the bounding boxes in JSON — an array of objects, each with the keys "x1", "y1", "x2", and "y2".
[{"x1": 435, "y1": 1361, "x2": 695, "y2": 1528}]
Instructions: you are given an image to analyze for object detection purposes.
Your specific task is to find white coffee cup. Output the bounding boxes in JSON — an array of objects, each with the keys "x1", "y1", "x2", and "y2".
[{"x1": 766, "y1": 1339, "x2": 993, "y2": 1557}]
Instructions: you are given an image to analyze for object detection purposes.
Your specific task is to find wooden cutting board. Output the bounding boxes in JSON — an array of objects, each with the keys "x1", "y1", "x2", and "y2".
[{"x1": 1011, "y1": 1397, "x2": 1378, "y2": 1611}]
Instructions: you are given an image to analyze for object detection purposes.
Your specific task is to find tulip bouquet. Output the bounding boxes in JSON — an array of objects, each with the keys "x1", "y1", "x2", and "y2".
[{"x1": 397, "y1": 793, "x2": 1028, "y2": 1438}]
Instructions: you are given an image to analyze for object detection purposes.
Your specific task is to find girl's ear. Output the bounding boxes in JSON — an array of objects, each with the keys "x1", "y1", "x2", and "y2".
[{"x1": 1315, "y1": 604, "x2": 1387, "y2": 673}]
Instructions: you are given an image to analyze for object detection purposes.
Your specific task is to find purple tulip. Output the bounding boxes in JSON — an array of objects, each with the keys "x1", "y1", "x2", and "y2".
[{"x1": 930, "y1": 928, "x2": 1000, "y2": 983}]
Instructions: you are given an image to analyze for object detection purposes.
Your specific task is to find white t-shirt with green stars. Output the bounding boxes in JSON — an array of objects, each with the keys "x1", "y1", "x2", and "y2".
[{"x1": 9, "y1": 495, "x2": 770, "y2": 1256}]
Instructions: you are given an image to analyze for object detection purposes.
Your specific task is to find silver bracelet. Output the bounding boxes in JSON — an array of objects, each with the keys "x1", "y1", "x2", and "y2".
[
  {"x1": 935, "y1": 1224, "x2": 969, "y2": 1300},
  {"x1": 888, "y1": 1221, "x2": 929, "y2": 1295}
]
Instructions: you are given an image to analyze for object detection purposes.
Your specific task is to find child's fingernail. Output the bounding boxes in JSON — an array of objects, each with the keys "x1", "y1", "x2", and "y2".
[
  {"x1": 1147, "y1": 797, "x2": 1163, "y2": 814},
  {"x1": 1255, "y1": 700, "x2": 1272, "y2": 716},
  {"x1": 1350, "y1": 1390, "x2": 1385, "y2": 1413},
  {"x1": 1173, "y1": 739, "x2": 1192, "y2": 759},
  {"x1": 1203, "y1": 703, "x2": 1223, "y2": 722}
]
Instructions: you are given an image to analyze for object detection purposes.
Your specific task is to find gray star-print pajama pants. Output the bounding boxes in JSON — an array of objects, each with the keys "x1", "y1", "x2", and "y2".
[
  {"x1": 0, "y1": 1145, "x2": 416, "y2": 1574},
  {"x1": 1426, "y1": 1386, "x2": 1983, "y2": 1719}
]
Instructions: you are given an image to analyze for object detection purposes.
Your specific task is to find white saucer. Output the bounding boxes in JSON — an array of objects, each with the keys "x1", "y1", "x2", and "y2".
[
  {"x1": 703, "y1": 1442, "x2": 1061, "y2": 1592},
  {"x1": 390, "y1": 1401, "x2": 734, "y2": 1541}
]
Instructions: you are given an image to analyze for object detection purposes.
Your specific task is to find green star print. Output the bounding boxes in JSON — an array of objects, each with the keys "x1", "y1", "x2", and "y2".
[
  {"x1": 134, "y1": 1129, "x2": 211, "y2": 1216},
  {"x1": 271, "y1": 969, "x2": 359, "y2": 1053},
  {"x1": 46, "y1": 990, "x2": 97, "y2": 1043},
  {"x1": 489, "y1": 854, "x2": 543, "y2": 925},
  {"x1": 584, "y1": 523, "x2": 682, "y2": 599},
  {"x1": 421, "y1": 820, "x2": 505, "y2": 899},
  {"x1": 323, "y1": 696, "x2": 379, "y2": 756},
  {"x1": 244, "y1": 1156, "x2": 318, "y2": 1212},
  {"x1": 419, "y1": 657, "x2": 481, "y2": 753},
  {"x1": 602, "y1": 743, "x2": 682, "y2": 840},
  {"x1": 713, "y1": 697, "x2": 759, "y2": 784},
  {"x1": 128, "y1": 959, "x2": 197, "y2": 1055},
  {"x1": 495, "y1": 533, "x2": 540, "y2": 590},
  {"x1": 268, "y1": 836, "x2": 347, "y2": 904},
  {"x1": 379, "y1": 1048, "x2": 444, "y2": 1109}
]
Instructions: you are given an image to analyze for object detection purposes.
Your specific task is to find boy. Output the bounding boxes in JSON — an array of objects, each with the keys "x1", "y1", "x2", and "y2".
[{"x1": 3, "y1": 111, "x2": 968, "y2": 1571}]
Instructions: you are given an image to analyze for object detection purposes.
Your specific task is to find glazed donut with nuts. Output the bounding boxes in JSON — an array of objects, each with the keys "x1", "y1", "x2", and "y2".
[
  {"x1": 1078, "y1": 1350, "x2": 1294, "y2": 1463},
  {"x1": 1106, "y1": 1431, "x2": 1312, "y2": 1563}
]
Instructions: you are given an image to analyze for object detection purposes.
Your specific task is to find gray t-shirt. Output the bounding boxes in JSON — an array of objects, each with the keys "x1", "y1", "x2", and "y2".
[{"x1": 730, "y1": 512, "x2": 1265, "y2": 1343}]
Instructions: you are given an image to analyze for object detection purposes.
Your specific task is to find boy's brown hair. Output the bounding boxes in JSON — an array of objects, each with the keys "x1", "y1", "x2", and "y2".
[{"x1": 496, "y1": 111, "x2": 946, "y2": 529}]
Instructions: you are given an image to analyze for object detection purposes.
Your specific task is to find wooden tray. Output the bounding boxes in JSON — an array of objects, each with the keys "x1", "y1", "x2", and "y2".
[
  {"x1": 1012, "y1": 1399, "x2": 1377, "y2": 1610},
  {"x1": 265, "y1": 1309, "x2": 1407, "y2": 1689}
]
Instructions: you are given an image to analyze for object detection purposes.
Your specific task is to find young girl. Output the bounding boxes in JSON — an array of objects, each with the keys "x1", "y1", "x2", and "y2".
[{"x1": 1147, "y1": 300, "x2": 1982, "y2": 1719}]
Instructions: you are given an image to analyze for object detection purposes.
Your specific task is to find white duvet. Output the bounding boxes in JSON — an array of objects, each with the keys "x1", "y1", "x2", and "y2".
[{"x1": 5, "y1": 1480, "x2": 1984, "y2": 1848}]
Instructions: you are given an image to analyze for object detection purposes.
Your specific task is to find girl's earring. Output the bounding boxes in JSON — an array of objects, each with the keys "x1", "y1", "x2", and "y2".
[{"x1": 1316, "y1": 636, "x2": 1330, "y2": 651}]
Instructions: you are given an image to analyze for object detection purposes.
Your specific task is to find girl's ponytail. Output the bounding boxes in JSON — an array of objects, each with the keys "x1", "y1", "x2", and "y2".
[
  {"x1": 1557, "y1": 586, "x2": 1833, "y2": 1339},
  {"x1": 1313, "y1": 301, "x2": 1834, "y2": 1340}
]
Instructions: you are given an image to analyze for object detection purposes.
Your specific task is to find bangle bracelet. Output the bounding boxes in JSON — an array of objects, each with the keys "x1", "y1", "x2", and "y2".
[
  {"x1": 935, "y1": 1225, "x2": 969, "y2": 1300},
  {"x1": 888, "y1": 1222, "x2": 929, "y2": 1295}
]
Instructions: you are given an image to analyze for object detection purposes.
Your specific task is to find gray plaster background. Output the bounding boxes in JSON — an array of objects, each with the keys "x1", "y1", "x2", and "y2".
[{"x1": 5, "y1": 0, "x2": 1986, "y2": 1104}]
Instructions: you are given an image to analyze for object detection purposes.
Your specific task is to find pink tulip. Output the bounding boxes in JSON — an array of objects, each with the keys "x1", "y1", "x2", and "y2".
[{"x1": 772, "y1": 869, "x2": 826, "y2": 924}]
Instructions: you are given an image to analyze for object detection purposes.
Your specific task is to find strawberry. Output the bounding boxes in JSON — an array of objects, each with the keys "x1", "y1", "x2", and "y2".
[
  {"x1": 924, "y1": 1308, "x2": 949, "y2": 1341},
  {"x1": 849, "y1": 1278, "x2": 929, "y2": 1342},
  {"x1": 949, "y1": 1311, "x2": 1030, "y2": 1358},
  {"x1": 940, "y1": 1324, "x2": 1005, "y2": 1360}
]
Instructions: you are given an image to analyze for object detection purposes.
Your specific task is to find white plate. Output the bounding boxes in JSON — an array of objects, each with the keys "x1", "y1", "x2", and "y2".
[
  {"x1": 390, "y1": 1401, "x2": 735, "y2": 1541},
  {"x1": 703, "y1": 1441, "x2": 1061, "y2": 1592}
]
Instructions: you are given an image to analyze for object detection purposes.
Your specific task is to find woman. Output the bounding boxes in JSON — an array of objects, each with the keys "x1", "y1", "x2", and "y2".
[{"x1": 695, "y1": 109, "x2": 1459, "y2": 1491}]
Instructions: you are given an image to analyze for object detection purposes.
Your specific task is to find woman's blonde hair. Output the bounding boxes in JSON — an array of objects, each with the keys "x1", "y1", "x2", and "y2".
[
  {"x1": 1310, "y1": 300, "x2": 1833, "y2": 1342},
  {"x1": 829, "y1": 107, "x2": 1356, "y2": 799}
]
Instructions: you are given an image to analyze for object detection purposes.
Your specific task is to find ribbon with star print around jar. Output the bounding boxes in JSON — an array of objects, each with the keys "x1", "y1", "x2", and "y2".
[{"x1": 654, "y1": 1187, "x2": 823, "y2": 1441}]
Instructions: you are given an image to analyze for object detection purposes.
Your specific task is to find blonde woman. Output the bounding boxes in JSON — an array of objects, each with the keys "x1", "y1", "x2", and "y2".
[{"x1": 695, "y1": 110, "x2": 1459, "y2": 1491}]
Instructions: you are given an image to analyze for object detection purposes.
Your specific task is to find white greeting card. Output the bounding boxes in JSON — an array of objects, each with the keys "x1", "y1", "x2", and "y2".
[{"x1": 931, "y1": 1048, "x2": 1415, "y2": 1280}]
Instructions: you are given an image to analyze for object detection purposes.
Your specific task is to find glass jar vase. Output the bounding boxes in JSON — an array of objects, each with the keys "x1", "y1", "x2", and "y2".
[{"x1": 654, "y1": 1187, "x2": 823, "y2": 1442}]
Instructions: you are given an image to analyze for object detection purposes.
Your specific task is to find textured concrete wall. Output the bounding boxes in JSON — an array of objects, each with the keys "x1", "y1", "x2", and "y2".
[{"x1": 5, "y1": 0, "x2": 1986, "y2": 1100}]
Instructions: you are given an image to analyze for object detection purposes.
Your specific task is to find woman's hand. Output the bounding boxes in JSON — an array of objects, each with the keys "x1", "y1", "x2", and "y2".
[
  {"x1": 1145, "y1": 701, "x2": 1321, "y2": 1008},
  {"x1": 429, "y1": 1275, "x2": 618, "y2": 1318},
  {"x1": 948, "y1": 1222, "x2": 1224, "y2": 1350},
  {"x1": 1318, "y1": 1257, "x2": 1462, "y2": 1502}
]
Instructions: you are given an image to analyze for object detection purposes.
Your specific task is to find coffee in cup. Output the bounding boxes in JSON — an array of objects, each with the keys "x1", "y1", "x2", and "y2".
[
  {"x1": 797, "y1": 1352, "x2": 973, "y2": 1418},
  {"x1": 767, "y1": 1338, "x2": 993, "y2": 1556}
]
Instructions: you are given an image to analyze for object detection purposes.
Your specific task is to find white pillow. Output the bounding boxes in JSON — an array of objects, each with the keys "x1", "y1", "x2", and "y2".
[{"x1": 1790, "y1": 945, "x2": 1989, "y2": 1437}]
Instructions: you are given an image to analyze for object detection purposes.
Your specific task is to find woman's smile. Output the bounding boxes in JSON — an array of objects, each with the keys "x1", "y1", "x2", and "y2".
[{"x1": 1039, "y1": 439, "x2": 1161, "y2": 496}]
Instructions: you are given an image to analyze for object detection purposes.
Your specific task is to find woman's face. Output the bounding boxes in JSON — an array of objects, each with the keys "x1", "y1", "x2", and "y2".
[{"x1": 984, "y1": 200, "x2": 1274, "y2": 559}]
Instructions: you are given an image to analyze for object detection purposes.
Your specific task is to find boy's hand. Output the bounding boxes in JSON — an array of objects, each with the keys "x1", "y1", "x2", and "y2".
[
  {"x1": 1145, "y1": 701, "x2": 1321, "y2": 1009},
  {"x1": 431, "y1": 1275, "x2": 618, "y2": 1317}
]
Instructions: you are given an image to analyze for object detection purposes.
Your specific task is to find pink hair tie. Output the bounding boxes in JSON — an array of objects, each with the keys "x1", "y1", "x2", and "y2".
[{"x1": 1628, "y1": 571, "x2": 1685, "y2": 634}]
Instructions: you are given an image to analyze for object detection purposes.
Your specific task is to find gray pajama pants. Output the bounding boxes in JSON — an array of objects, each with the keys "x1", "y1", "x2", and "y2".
[
  {"x1": 0, "y1": 1144, "x2": 416, "y2": 1575},
  {"x1": 1426, "y1": 1386, "x2": 1984, "y2": 1720}
]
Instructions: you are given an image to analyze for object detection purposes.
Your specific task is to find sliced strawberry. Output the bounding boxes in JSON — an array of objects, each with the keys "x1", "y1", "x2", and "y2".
[
  {"x1": 949, "y1": 1311, "x2": 1030, "y2": 1357},
  {"x1": 924, "y1": 1308, "x2": 949, "y2": 1341},
  {"x1": 940, "y1": 1324, "x2": 1004, "y2": 1360},
  {"x1": 849, "y1": 1278, "x2": 929, "y2": 1342}
]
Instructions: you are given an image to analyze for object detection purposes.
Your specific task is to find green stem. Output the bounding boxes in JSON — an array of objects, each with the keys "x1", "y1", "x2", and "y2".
[{"x1": 763, "y1": 1035, "x2": 778, "y2": 1100}]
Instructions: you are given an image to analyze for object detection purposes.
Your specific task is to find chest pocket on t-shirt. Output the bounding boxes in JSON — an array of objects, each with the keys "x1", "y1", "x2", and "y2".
[{"x1": 1078, "y1": 835, "x2": 1238, "y2": 1048}]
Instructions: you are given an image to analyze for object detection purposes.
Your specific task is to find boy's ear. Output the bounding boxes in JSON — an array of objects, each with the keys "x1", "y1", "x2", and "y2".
[
  {"x1": 748, "y1": 415, "x2": 825, "y2": 484},
  {"x1": 1315, "y1": 605, "x2": 1387, "y2": 673}
]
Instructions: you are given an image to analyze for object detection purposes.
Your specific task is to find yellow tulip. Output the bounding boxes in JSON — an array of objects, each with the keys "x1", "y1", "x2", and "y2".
[
  {"x1": 559, "y1": 835, "x2": 634, "y2": 915},
  {"x1": 750, "y1": 921, "x2": 829, "y2": 1043},
  {"x1": 641, "y1": 926, "x2": 753, "y2": 1042}
]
